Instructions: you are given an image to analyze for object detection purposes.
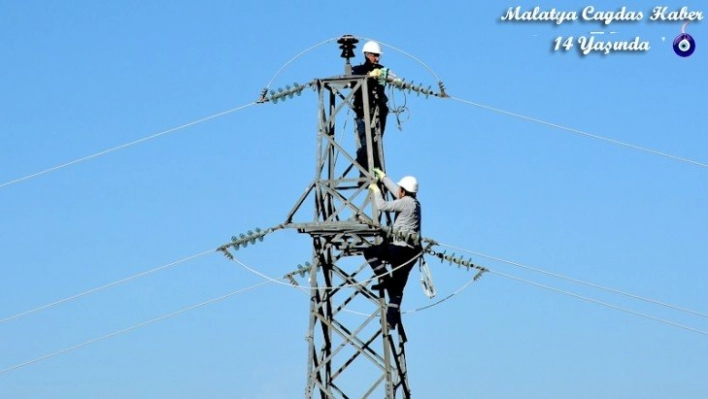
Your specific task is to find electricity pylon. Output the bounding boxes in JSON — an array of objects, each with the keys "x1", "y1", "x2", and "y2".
[
  {"x1": 222, "y1": 35, "x2": 455, "y2": 398},
  {"x1": 281, "y1": 51, "x2": 402, "y2": 399},
  {"x1": 283, "y1": 35, "x2": 410, "y2": 398}
]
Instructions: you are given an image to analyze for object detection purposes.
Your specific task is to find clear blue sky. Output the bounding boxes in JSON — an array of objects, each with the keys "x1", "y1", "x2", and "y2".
[{"x1": 1, "y1": 1, "x2": 706, "y2": 398}]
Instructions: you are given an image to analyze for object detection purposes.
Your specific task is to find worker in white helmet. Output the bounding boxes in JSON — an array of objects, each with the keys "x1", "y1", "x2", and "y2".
[
  {"x1": 365, "y1": 168, "x2": 421, "y2": 330},
  {"x1": 352, "y1": 40, "x2": 392, "y2": 175}
]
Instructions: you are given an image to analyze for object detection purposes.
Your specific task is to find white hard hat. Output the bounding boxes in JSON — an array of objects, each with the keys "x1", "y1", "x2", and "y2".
[
  {"x1": 362, "y1": 40, "x2": 383, "y2": 55},
  {"x1": 398, "y1": 176, "x2": 418, "y2": 193}
]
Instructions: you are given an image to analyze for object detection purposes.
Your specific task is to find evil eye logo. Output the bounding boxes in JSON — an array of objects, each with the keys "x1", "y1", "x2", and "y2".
[{"x1": 673, "y1": 33, "x2": 696, "y2": 57}]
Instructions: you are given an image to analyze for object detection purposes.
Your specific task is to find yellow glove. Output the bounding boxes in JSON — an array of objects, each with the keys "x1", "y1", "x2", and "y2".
[
  {"x1": 369, "y1": 183, "x2": 380, "y2": 192},
  {"x1": 372, "y1": 168, "x2": 386, "y2": 181},
  {"x1": 367, "y1": 68, "x2": 382, "y2": 78}
]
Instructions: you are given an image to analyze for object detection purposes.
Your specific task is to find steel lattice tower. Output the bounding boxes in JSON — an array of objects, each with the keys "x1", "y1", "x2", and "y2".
[
  {"x1": 281, "y1": 64, "x2": 411, "y2": 398},
  {"x1": 220, "y1": 36, "x2": 451, "y2": 398}
]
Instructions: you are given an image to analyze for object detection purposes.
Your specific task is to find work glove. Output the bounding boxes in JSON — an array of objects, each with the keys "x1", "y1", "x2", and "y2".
[
  {"x1": 368, "y1": 68, "x2": 382, "y2": 78},
  {"x1": 369, "y1": 183, "x2": 380, "y2": 193},
  {"x1": 372, "y1": 168, "x2": 386, "y2": 181}
]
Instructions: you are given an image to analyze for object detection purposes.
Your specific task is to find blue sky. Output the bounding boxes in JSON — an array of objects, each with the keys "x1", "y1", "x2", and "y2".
[{"x1": 1, "y1": 1, "x2": 706, "y2": 398}]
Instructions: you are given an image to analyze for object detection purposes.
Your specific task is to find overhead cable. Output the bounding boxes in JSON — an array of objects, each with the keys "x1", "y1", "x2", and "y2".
[
  {"x1": 449, "y1": 96, "x2": 708, "y2": 169},
  {"x1": 283, "y1": 35, "x2": 705, "y2": 169},
  {"x1": 0, "y1": 250, "x2": 214, "y2": 325},
  {"x1": 437, "y1": 242, "x2": 708, "y2": 320},
  {"x1": 0, "y1": 281, "x2": 271, "y2": 376},
  {"x1": 264, "y1": 37, "x2": 339, "y2": 90},
  {"x1": 229, "y1": 230, "x2": 708, "y2": 336},
  {"x1": 491, "y1": 269, "x2": 708, "y2": 336},
  {"x1": 0, "y1": 102, "x2": 257, "y2": 191}
]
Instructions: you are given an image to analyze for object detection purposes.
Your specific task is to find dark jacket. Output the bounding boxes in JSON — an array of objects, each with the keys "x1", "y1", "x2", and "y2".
[{"x1": 352, "y1": 59, "x2": 389, "y2": 120}]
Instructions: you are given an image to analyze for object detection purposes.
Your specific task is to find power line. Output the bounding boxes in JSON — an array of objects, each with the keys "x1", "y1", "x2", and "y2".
[
  {"x1": 0, "y1": 102, "x2": 257, "y2": 191},
  {"x1": 3, "y1": 70, "x2": 702, "y2": 195},
  {"x1": 449, "y1": 96, "x2": 708, "y2": 169},
  {"x1": 490, "y1": 269, "x2": 708, "y2": 336},
  {"x1": 0, "y1": 281, "x2": 271, "y2": 376},
  {"x1": 229, "y1": 248, "x2": 708, "y2": 337},
  {"x1": 265, "y1": 37, "x2": 338, "y2": 89},
  {"x1": 0, "y1": 250, "x2": 215, "y2": 325},
  {"x1": 228, "y1": 250, "x2": 482, "y2": 316},
  {"x1": 2, "y1": 38, "x2": 703, "y2": 195},
  {"x1": 295, "y1": 35, "x2": 705, "y2": 169},
  {"x1": 272, "y1": 37, "x2": 706, "y2": 170},
  {"x1": 437, "y1": 242, "x2": 708, "y2": 320},
  {"x1": 228, "y1": 252, "x2": 453, "y2": 317},
  {"x1": 403, "y1": 274, "x2": 479, "y2": 315},
  {"x1": 228, "y1": 249, "x2": 423, "y2": 291},
  {"x1": 2, "y1": 36, "x2": 704, "y2": 381},
  {"x1": 369, "y1": 37, "x2": 443, "y2": 83}
]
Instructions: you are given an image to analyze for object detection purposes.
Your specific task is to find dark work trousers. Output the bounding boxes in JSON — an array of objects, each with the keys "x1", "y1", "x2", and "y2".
[
  {"x1": 355, "y1": 109, "x2": 388, "y2": 174},
  {"x1": 364, "y1": 242, "x2": 419, "y2": 328}
]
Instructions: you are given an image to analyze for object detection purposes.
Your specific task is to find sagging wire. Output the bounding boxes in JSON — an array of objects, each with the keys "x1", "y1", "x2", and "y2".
[
  {"x1": 217, "y1": 226, "x2": 427, "y2": 292},
  {"x1": 0, "y1": 281, "x2": 272, "y2": 376},
  {"x1": 225, "y1": 252, "x2": 373, "y2": 320},
  {"x1": 0, "y1": 102, "x2": 258, "y2": 191},
  {"x1": 217, "y1": 226, "x2": 407, "y2": 293},
  {"x1": 404, "y1": 274, "x2": 480, "y2": 315},
  {"x1": 230, "y1": 241, "x2": 480, "y2": 317},
  {"x1": 260, "y1": 34, "x2": 449, "y2": 105},
  {"x1": 249, "y1": 250, "x2": 426, "y2": 319},
  {"x1": 388, "y1": 83, "x2": 410, "y2": 132},
  {"x1": 217, "y1": 226, "x2": 425, "y2": 292},
  {"x1": 262, "y1": 35, "x2": 706, "y2": 169},
  {"x1": 279, "y1": 229, "x2": 487, "y2": 293},
  {"x1": 224, "y1": 241, "x2": 422, "y2": 293},
  {"x1": 223, "y1": 245, "x2": 422, "y2": 318},
  {"x1": 273, "y1": 230, "x2": 488, "y2": 315},
  {"x1": 436, "y1": 242, "x2": 708, "y2": 321},
  {"x1": 0, "y1": 249, "x2": 215, "y2": 325},
  {"x1": 260, "y1": 37, "x2": 340, "y2": 99},
  {"x1": 229, "y1": 231, "x2": 708, "y2": 335}
]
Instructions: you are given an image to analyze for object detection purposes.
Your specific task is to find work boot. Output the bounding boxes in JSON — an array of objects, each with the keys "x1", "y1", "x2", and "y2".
[
  {"x1": 386, "y1": 303, "x2": 401, "y2": 330},
  {"x1": 371, "y1": 276, "x2": 389, "y2": 291}
]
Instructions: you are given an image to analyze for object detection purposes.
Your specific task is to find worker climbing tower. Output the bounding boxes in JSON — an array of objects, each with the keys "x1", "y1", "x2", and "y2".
[{"x1": 220, "y1": 35, "x2": 471, "y2": 398}]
